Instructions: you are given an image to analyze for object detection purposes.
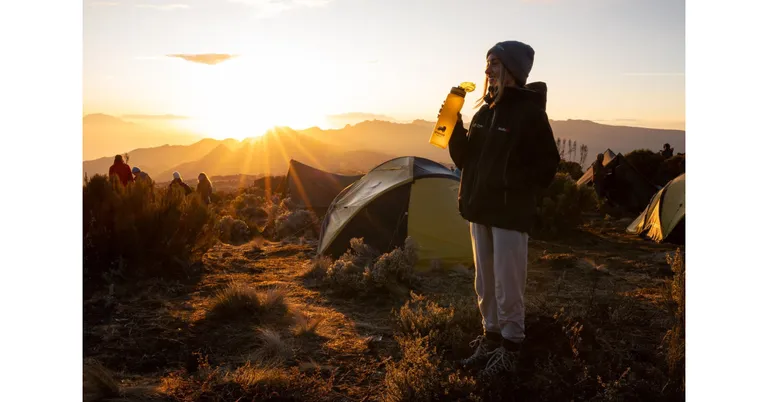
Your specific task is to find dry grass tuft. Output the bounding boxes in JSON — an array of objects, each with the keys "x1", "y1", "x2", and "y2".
[
  {"x1": 577, "y1": 257, "x2": 609, "y2": 274},
  {"x1": 252, "y1": 328, "x2": 293, "y2": 363},
  {"x1": 206, "y1": 283, "x2": 291, "y2": 325},
  {"x1": 232, "y1": 361, "x2": 291, "y2": 389},
  {"x1": 208, "y1": 282, "x2": 262, "y2": 320},
  {"x1": 292, "y1": 311, "x2": 325, "y2": 337},
  {"x1": 83, "y1": 358, "x2": 120, "y2": 402},
  {"x1": 302, "y1": 256, "x2": 333, "y2": 281},
  {"x1": 260, "y1": 287, "x2": 290, "y2": 317}
]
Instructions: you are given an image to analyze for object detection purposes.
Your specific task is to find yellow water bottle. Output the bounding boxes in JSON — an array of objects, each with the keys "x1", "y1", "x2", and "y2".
[{"x1": 429, "y1": 82, "x2": 476, "y2": 149}]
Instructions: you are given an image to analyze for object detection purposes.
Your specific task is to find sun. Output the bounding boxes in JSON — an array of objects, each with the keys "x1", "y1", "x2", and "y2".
[
  {"x1": 191, "y1": 114, "x2": 272, "y2": 140},
  {"x1": 169, "y1": 52, "x2": 334, "y2": 140}
]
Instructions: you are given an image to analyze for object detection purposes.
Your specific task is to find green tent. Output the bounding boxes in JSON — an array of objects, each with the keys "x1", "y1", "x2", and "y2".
[
  {"x1": 626, "y1": 173, "x2": 685, "y2": 244},
  {"x1": 318, "y1": 156, "x2": 473, "y2": 268}
]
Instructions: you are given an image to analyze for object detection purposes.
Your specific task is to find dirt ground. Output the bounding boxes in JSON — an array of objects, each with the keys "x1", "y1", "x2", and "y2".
[{"x1": 83, "y1": 215, "x2": 684, "y2": 402}]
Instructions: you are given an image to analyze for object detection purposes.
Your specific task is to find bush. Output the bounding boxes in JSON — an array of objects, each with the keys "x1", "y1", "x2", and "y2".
[
  {"x1": 558, "y1": 160, "x2": 584, "y2": 181},
  {"x1": 394, "y1": 292, "x2": 477, "y2": 352},
  {"x1": 306, "y1": 237, "x2": 418, "y2": 297},
  {"x1": 230, "y1": 193, "x2": 269, "y2": 234},
  {"x1": 654, "y1": 154, "x2": 685, "y2": 185},
  {"x1": 216, "y1": 215, "x2": 251, "y2": 244},
  {"x1": 275, "y1": 209, "x2": 316, "y2": 240},
  {"x1": 624, "y1": 149, "x2": 665, "y2": 184},
  {"x1": 383, "y1": 335, "x2": 479, "y2": 402},
  {"x1": 83, "y1": 174, "x2": 215, "y2": 293},
  {"x1": 534, "y1": 173, "x2": 599, "y2": 237}
]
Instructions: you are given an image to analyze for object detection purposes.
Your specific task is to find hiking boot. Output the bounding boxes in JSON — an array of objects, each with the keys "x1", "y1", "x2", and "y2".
[
  {"x1": 478, "y1": 343, "x2": 519, "y2": 380},
  {"x1": 459, "y1": 333, "x2": 500, "y2": 368}
]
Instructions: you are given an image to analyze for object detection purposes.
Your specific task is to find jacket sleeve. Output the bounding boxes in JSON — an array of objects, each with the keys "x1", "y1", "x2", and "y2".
[
  {"x1": 524, "y1": 108, "x2": 560, "y2": 190},
  {"x1": 448, "y1": 116, "x2": 469, "y2": 170}
]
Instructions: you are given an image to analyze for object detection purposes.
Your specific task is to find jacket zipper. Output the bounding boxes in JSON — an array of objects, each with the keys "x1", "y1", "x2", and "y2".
[{"x1": 468, "y1": 108, "x2": 496, "y2": 208}]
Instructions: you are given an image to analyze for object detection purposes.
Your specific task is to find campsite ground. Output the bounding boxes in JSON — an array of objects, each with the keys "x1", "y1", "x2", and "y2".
[{"x1": 83, "y1": 214, "x2": 684, "y2": 402}]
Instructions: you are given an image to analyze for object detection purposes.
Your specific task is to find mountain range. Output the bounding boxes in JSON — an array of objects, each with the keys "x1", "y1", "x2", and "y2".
[
  {"x1": 82, "y1": 114, "x2": 685, "y2": 181},
  {"x1": 83, "y1": 114, "x2": 202, "y2": 161}
]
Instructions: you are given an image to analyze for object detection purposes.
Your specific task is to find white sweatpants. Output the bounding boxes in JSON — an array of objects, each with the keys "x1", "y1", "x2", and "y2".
[{"x1": 470, "y1": 222, "x2": 529, "y2": 343}]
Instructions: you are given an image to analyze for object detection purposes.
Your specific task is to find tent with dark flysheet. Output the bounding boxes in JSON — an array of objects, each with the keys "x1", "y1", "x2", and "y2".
[
  {"x1": 280, "y1": 159, "x2": 363, "y2": 214},
  {"x1": 578, "y1": 149, "x2": 660, "y2": 213}
]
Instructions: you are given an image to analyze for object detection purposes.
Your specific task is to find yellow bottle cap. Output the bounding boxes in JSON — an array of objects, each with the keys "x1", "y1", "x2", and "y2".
[{"x1": 459, "y1": 82, "x2": 476, "y2": 93}]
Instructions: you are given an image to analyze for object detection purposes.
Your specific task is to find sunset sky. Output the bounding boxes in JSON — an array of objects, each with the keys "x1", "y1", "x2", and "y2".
[{"x1": 84, "y1": 0, "x2": 685, "y2": 139}]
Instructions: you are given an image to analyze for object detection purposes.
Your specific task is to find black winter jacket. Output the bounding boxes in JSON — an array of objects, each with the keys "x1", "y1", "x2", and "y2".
[{"x1": 448, "y1": 83, "x2": 560, "y2": 234}]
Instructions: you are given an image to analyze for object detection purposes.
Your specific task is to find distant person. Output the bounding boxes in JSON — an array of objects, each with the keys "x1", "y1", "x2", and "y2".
[
  {"x1": 661, "y1": 143, "x2": 674, "y2": 159},
  {"x1": 448, "y1": 40, "x2": 559, "y2": 379},
  {"x1": 196, "y1": 172, "x2": 214, "y2": 205},
  {"x1": 131, "y1": 167, "x2": 153, "y2": 184},
  {"x1": 169, "y1": 171, "x2": 193, "y2": 195},
  {"x1": 108, "y1": 154, "x2": 133, "y2": 186},
  {"x1": 592, "y1": 153, "x2": 606, "y2": 198}
]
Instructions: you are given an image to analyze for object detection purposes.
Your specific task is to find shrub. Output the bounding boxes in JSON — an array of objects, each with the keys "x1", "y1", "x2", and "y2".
[
  {"x1": 383, "y1": 336, "x2": 479, "y2": 402},
  {"x1": 394, "y1": 292, "x2": 467, "y2": 352},
  {"x1": 654, "y1": 154, "x2": 685, "y2": 185},
  {"x1": 83, "y1": 174, "x2": 215, "y2": 293},
  {"x1": 318, "y1": 237, "x2": 418, "y2": 296},
  {"x1": 558, "y1": 160, "x2": 584, "y2": 181},
  {"x1": 229, "y1": 193, "x2": 269, "y2": 235},
  {"x1": 215, "y1": 215, "x2": 251, "y2": 244},
  {"x1": 624, "y1": 149, "x2": 665, "y2": 183},
  {"x1": 534, "y1": 173, "x2": 599, "y2": 237},
  {"x1": 250, "y1": 196, "x2": 319, "y2": 241},
  {"x1": 275, "y1": 209, "x2": 316, "y2": 240}
]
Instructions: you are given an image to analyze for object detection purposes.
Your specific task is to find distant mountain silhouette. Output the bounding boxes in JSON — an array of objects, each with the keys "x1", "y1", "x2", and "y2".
[
  {"x1": 299, "y1": 118, "x2": 684, "y2": 163},
  {"x1": 155, "y1": 127, "x2": 394, "y2": 181},
  {"x1": 83, "y1": 138, "x2": 240, "y2": 178},
  {"x1": 83, "y1": 117, "x2": 684, "y2": 180},
  {"x1": 547, "y1": 119, "x2": 685, "y2": 156},
  {"x1": 83, "y1": 114, "x2": 202, "y2": 160}
]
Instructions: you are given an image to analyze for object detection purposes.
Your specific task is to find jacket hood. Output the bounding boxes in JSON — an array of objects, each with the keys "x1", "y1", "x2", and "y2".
[{"x1": 484, "y1": 81, "x2": 547, "y2": 110}]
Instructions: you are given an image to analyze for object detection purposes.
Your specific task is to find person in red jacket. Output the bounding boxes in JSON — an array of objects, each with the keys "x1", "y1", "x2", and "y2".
[{"x1": 108, "y1": 154, "x2": 134, "y2": 186}]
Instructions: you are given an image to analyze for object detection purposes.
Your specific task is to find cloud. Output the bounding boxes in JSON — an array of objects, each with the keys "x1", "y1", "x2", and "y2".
[
  {"x1": 121, "y1": 114, "x2": 189, "y2": 120},
  {"x1": 166, "y1": 53, "x2": 239, "y2": 65},
  {"x1": 136, "y1": 4, "x2": 190, "y2": 10},
  {"x1": 229, "y1": 0, "x2": 334, "y2": 18}
]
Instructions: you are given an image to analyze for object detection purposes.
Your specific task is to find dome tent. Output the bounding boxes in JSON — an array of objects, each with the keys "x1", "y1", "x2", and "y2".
[
  {"x1": 626, "y1": 173, "x2": 685, "y2": 244},
  {"x1": 318, "y1": 156, "x2": 473, "y2": 268}
]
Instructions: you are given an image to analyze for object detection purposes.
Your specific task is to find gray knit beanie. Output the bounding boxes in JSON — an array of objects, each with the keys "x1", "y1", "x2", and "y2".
[{"x1": 486, "y1": 41, "x2": 535, "y2": 86}]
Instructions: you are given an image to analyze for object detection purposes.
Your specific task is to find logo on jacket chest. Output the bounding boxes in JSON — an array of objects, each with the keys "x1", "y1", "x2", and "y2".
[{"x1": 471, "y1": 123, "x2": 509, "y2": 132}]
